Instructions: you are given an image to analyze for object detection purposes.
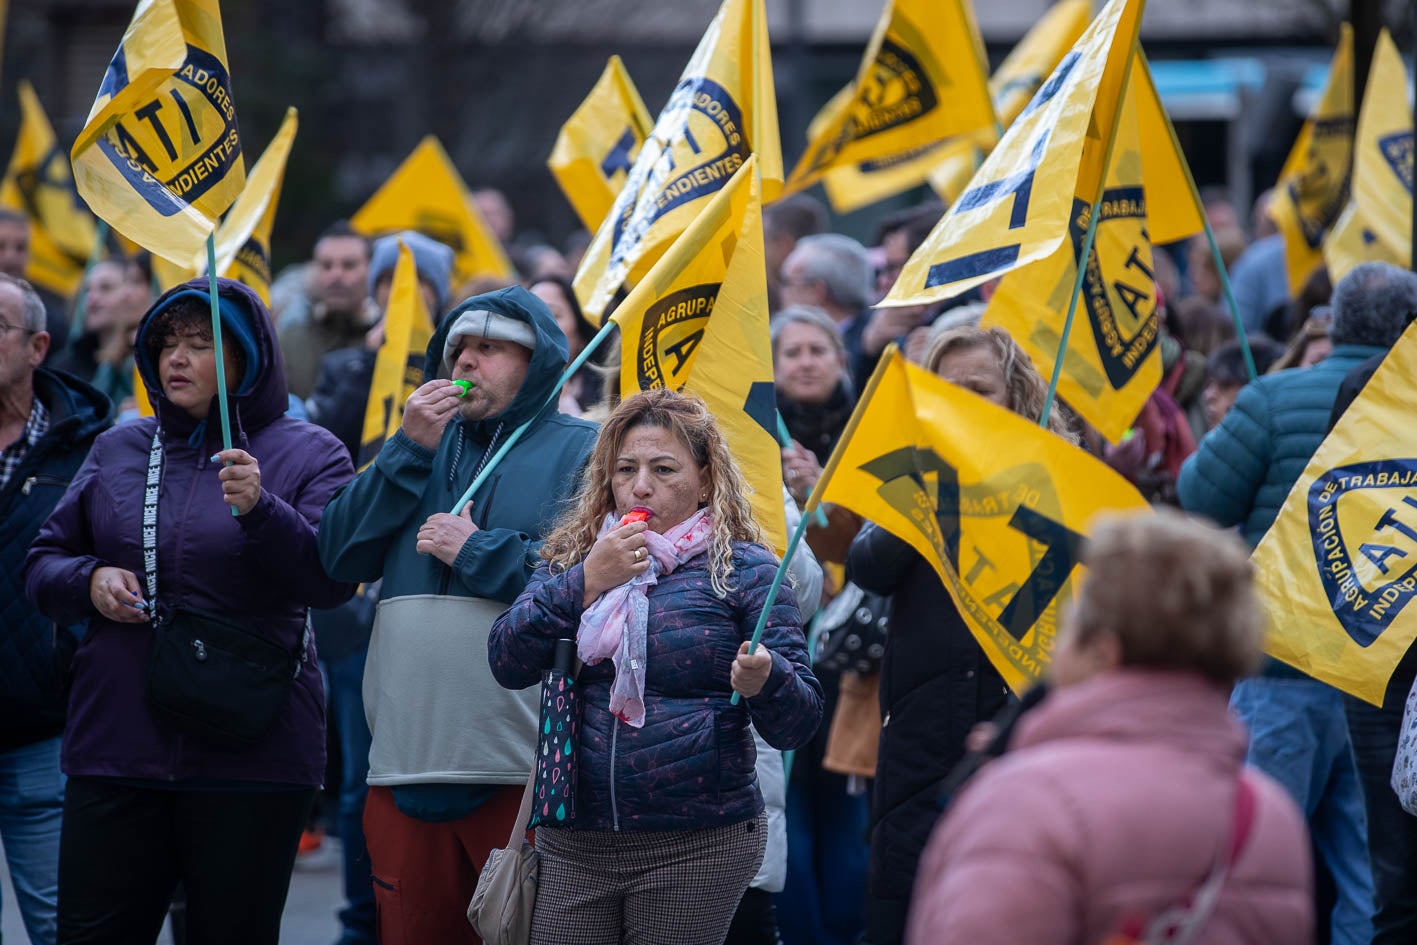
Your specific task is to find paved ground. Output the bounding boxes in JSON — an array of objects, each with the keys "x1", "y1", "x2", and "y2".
[{"x1": 0, "y1": 836, "x2": 345, "y2": 945}]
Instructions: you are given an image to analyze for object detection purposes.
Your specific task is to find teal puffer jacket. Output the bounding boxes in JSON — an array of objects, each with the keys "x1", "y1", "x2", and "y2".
[{"x1": 1177, "y1": 345, "x2": 1386, "y2": 549}]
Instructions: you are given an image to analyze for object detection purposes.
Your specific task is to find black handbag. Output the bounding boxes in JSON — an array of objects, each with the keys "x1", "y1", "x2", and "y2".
[
  {"x1": 813, "y1": 581, "x2": 889, "y2": 675},
  {"x1": 140, "y1": 431, "x2": 306, "y2": 749}
]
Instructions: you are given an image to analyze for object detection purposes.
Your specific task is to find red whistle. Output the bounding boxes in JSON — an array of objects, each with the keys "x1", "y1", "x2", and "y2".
[{"x1": 621, "y1": 507, "x2": 653, "y2": 525}]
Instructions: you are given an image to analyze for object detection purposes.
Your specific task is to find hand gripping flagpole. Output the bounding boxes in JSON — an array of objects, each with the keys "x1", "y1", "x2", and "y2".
[
  {"x1": 1040, "y1": 42, "x2": 1142, "y2": 429},
  {"x1": 448, "y1": 319, "x2": 616, "y2": 515},
  {"x1": 206, "y1": 234, "x2": 238, "y2": 517},
  {"x1": 730, "y1": 348, "x2": 896, "y2": 705}
]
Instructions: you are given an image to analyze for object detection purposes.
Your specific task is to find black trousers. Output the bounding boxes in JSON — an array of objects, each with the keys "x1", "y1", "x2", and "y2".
[
  {"x1": 1346, "y1": 645, "x2": 1417, "y2": 945},
  {"x1": 725, "y1": 887, "x2": 782, "y2": 945},
  {"x1": 57, "y1": 777, "x2": 315, "y2": 945}
]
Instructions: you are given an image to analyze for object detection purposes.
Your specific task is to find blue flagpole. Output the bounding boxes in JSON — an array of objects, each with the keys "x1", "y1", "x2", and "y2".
[{"x1": 206, "y1": 235, "x2": 237, "y2": 517}]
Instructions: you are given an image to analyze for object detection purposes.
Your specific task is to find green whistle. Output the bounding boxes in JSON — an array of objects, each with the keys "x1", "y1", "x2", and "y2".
[{"x1": 452, "y1": 379, "x2": 475, "y2": 396}]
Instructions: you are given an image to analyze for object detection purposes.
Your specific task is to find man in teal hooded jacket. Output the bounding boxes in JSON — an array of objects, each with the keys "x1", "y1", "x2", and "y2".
[{"x1": 318, "y1": 285, "x2": 597, "y2": 944}]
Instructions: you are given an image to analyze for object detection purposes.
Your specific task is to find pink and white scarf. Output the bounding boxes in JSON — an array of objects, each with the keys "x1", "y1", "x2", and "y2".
[{"x1": 577, "y1": 508, "x2": 713, "y2": 728}]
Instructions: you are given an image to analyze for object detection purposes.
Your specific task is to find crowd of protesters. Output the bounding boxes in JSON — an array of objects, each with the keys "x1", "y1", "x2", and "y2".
[{"x1": 4, "y1": 174, "x2": 1417, "y2": 945}]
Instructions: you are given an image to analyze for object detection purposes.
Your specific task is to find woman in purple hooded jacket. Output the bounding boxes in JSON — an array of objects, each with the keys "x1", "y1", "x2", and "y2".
[{"x1": 24, "y1": 278, "x2": 355, "y2": 945}]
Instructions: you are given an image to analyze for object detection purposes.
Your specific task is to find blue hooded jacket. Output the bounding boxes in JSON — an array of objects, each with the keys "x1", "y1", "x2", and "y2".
[{"x1": 316, "y1": 286, "x2": 599, "y2": 800}]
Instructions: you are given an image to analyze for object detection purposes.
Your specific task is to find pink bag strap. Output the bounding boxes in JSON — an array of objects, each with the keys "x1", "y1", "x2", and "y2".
[{"x1": 1115, "y1": 773, "x2": 1259, "y2": 945}]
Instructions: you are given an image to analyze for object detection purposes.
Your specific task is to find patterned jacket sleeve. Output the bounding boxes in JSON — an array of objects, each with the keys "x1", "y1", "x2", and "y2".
[
  {"x1": 737, "y1": 549, "x2": 824, "y2": 751},
  {"x1": 487, "y1": 562, "x2": 586, "y2": 690}
]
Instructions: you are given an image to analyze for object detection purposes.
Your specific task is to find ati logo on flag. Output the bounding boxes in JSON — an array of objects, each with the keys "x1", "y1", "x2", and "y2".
[
  {"x1": 234, "y1": 238, "x2": 270, "y2": 285},
  {"x1": 861, "y1": 445, "x2": 1085, "y2": 679},
  {"x1": 1287, "y1": 115, "x2": 1355, "y2": 248},
  {"x1": 635, "y1": 284, "x2": 717, "y2": 390},
  {"x1": 97, "y1": 47, "x2": 241, "y2": 216},
  {"x1": 13, "y1": 146, "x2": 89, "y2": 265},
  {"x1": 610, "y1": 79, "x2": 749, "y2": 271},
  {"x1": 1068, "y1": 187, "x2": 1159, "y2": 388},
  {"x1": 1308, "y1": 460, "x2": 1417, "y2": 647},
  {"x1": 805, "y1": 39, "x2": 939, "y2": 173},
  {"x1": 1379, "y1": 131, "x2": 1414, "y2": 194}
]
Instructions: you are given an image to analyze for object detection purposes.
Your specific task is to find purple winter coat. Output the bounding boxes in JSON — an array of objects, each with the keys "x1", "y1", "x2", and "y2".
[{"x1": 24, "y1": 278, "x2": 355, "y2": 787}]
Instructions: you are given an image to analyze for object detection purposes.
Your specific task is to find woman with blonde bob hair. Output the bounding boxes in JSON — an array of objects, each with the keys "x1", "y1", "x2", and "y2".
[
  {"x1": 907, "y1": 510, "x2": 1313, "y2": 945},
  {"x1": 489, "y1": 388, "x2": 824, "y2": 945},
  {"x1": 848, "y1": 323, "x2": 1080, "y2": 944}
]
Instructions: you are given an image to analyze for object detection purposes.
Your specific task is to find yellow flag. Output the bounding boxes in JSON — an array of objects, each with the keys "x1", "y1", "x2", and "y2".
[
  {"x1": 1131, "y1": 52, "x2": 1208, "y2": 246},
  {"x1": 351, "y1": 135, "x2": 514, "y2": 288},
  {"x1": 922, "y1": 0, "x2": 1091, "y2": 209},
  {"x1": 611, "y1": 155, "x2": 786, "y2": 553},
  {"x1": 984, "y1": 81, "x2": 1163, "y2": 444},
  {"x1": 1270, "y1": 25, "x2": 1354, "y2": 295},
  {"x1": 199, "y1": 107, "x2": 297, "y2": 305},
  {"x1": 574, "y1": 0, "x2": 782, "y2": 324},
  {"x1": 1324, "y1": 30, "x2": 1412, "y2": 282},
  {"x1": 925, "y1": 138, "x2": 984, "y2": 205},
  {"x1": 783, "y1": 0, "x2": 995, "y2": 200},
  {"x1": 549, "y1": 56, "x2": 655, "y2": 233},
  {"x1": 70, "y1": 0, "x2": 245, "y2": 266},
  {"x1": 357, "y1": 241, "x2": 433, "y2": 471},
  {"x1": 814, "y1": 348, "x2": 1149, "y2": 693},
  {"x1": 989, "y1": 0, "x2": 1093, "y2": 130},
  {"x1": 882, "y1": 0, "x2": 1144, "y2": 308},
  {"x1": 135, "y1": 365, "x2": 154, "y2": 417},
  {"x1": 1254, "y1": 323, "x2": 1417, "y2": 706},
  {"x1": 0, "y1": 81, "x2": 102, "y2": 296}
]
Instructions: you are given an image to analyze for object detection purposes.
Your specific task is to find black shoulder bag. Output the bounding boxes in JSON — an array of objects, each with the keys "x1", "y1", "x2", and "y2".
[{"x1": 141, "y1": 430, "x2": 309, "y2": 749}]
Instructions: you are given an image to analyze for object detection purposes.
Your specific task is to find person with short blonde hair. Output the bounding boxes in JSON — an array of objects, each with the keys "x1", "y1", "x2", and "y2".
[{"x1": 908, "y1": 509, "x2": 1313, "y2": 945}]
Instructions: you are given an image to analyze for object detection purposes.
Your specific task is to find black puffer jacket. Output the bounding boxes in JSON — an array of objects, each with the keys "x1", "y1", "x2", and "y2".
[{"x1": 847, "y1": 522, "x2": 1010, "y2": 945}]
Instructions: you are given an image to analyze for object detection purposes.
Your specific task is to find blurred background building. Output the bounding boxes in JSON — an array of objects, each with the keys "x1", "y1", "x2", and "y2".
[{"x1": 1, "y1": 0, "x2": 1409, "y2": 267}]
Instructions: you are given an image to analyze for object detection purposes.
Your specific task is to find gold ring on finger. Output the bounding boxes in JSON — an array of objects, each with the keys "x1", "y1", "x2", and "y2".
[{"x1": 634, "y1": 548, "x2": 645, "y2": 562}]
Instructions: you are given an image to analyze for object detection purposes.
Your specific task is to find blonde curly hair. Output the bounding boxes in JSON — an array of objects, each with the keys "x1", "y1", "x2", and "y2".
[
  {"x1": 540, "y1": 388, "x2": 767, "y2": 596},
  {"x1": 923, "y1": 325, "x2": 1080, "y2": 444}
]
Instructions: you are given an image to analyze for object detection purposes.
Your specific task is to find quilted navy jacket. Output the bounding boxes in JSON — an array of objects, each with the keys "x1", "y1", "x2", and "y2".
[
  {"x1": 1177, "y1": 345, "x2": 1386, "y2": 549},
  {"x1": 488, "y1": 543, "x2": 823, "y2": 832}
]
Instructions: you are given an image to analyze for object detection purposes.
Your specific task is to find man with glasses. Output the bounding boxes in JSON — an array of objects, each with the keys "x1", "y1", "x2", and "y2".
[{"x1": 0, "y1": 273, "x2": 112, "y2": 945}]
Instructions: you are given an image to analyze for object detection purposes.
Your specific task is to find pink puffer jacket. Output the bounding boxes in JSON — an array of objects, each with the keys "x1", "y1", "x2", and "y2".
[{"x1": 906, "y1": 669, "x2": 1313, "y2": 945}]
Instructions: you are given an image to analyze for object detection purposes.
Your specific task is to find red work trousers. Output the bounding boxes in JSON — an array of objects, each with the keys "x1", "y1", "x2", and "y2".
[{"x1": 363, "y1": 784, "x2": 525, "y2": 945}]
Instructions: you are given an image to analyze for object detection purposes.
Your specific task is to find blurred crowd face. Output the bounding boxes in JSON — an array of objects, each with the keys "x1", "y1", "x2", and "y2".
[
  {"x1": 1202, "y1": 379, "x2": 1243, "y2": 428},
  {"x1": 775, "y1": 320, "x2": 845, "y2": 406},
  {"x1": 934, "y1": 344, "x2": 1008, "y2": 409},
  {"x1": 779, "y1": 253, "x2": 824, "y2": 313},
  {"x1": 0, "y1": 281, "x2": 46, "y2": 395},
  {"x1": 0, "y1": 219, "x2": 30, "y2": 279},
  {"x1": 531, "y1": 280, "x2": 584, "y2": 359},
  {"x1": 877, "y1": 230, "x2": 910, "y2": 299},
  {"x1": 312, "y1": 235, "x2": 371, "y2": 315},
  {"x1": 82, "y1": 261, "x2": 129, "y2": 333}
]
